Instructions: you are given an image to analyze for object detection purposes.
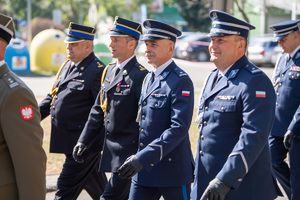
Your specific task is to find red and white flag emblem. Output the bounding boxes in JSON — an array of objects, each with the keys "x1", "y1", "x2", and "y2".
[
  {"x1": 182, "y1": 91, "x2": 190, "y2": 96},
  {"x1": 256, "y1": 91, "x2": 266, "y2": 98},
  {"x1": 20, "y1": 105, "x2": 34, "y2": 120}
]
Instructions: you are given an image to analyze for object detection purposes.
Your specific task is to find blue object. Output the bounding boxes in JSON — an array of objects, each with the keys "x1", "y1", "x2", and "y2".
[
  {"x1": 64, "y1": 22, "x2": 95, "y2": 43},
  {"x1": 269, "y1": 19, "x2": 300, "y2": 41},
  {"x1": 110, "y1": 16, "x2": 142, "y2": 40},
  {"x1": 142, "y1": 19, "x2": 182, "y2": 43},
  {"x1": 5, "y1": 38, "x2": 30, "y2": 74},
  {"x1": 208, "y1": 10, "x2": 255, "y2": 39}
]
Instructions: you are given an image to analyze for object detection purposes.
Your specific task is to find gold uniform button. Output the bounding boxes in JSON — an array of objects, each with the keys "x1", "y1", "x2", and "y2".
[
  {"x1": 278, "y1": 83, "x2": 282, "y2": 87},
  {"x1": 205, "y1": 107, "x2": 208, "y2": 111},
  {"x1": 281, "y1": 74, "x2": 284, "y2": 77},
  {"x1": 155, "y1": 104, "x2": 158, "y2": 107},
  {"x1": 277, "y1": 92, "x2": 280, "y2": 96},
  {"x1": 237, "y1": 178, "x2": 243, "y2": 182},
  {"x1": 143, "y1": 101, "x2": 147, "y2": 105},
  {"x1": 150, "y1": 163, "x2": 154, "y2": 167},
  {"x1": 221, "y1": 107, "x2": 225, "y2": 111},
  {"x1": 201, "y1": 135, "x2": 204, "y2": 140},
  {"x1": 203, "y1": 121, "x2": 207, "y2": 126},
  {"x1": 141, "y1": 129, "x2": 144, "y2": 133},
  {"x1": 142, "y1": 115, "x2": 145, "y2": 120},
  {"x1": 140, "y1": 143, "x2": 144, "y2": 147},
  {"x1": 276, "y1": 102, "x2": 278, "y2": 106},
  {"x1": 168, "y1": 158, "x2": 172, "y2": 162}
]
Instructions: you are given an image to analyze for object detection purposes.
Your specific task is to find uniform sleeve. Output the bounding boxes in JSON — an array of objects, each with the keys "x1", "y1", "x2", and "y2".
[
  {"x1": 38, "y1": 93, "x2": 52, "y2": 120},
  {"x1": 137, "y1": 77, "x2": 194, "y2": 170},
  {"x1": 134, "y1": 70, "x2": 148, "y2": 102},
  {"x1": 90, "y1": 68, "x2": 103, "y2": 99},
  {"x1": 2, "y1": 87, "x2": 47, "y2": 199},
  {"x1": 216, "y1": 74, "x2": 276, "y2": 189},
  {"x1": 288, "y1": 104, "x2": 300, "y2": 134},
  {"x1": 78, "y1": 91, "x2": 105, "y2": 148}
]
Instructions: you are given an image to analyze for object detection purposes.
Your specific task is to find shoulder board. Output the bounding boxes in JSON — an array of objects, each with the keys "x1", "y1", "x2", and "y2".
[
  {"x1": 135, "y1": 62, "x2": 147, "y2": 71},
  {"x1": 294, "y1": 51, "x2": 300, "y2": 60},
  {"x1": 3, "y1": 73, "x2": 20, "y2": 89},
  {"x1": 244, "y1": 63, "x2": 262, "y2": 74},
  {"x1": 174, "y1": 67, "x2": 188, "y2": 77},
  {"x1": 97, "y1": 61, "x2": 104, "y2": 68}
]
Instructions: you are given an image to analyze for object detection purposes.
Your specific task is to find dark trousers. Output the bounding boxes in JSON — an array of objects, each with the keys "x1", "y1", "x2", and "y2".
[
  {"x1": 100, "y1": 172, "x2": 131, "y2": 200},
  {"x1": 269, "y1": 135, "x2": 296, "y2": 199},
  {"x1": 129, "y1": 180, "x2": 190, "y2": 200},
  {"x1": 54, "y1": 152, "x2": 108, "y2": 200}
]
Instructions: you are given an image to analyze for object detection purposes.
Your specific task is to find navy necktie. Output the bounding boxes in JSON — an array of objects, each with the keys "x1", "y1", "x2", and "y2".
[
  {"x1": 212, "y1": 73, "x2": 222, "y2": 89},
  {"x1": 67, "y1": 63, "x2": 75, "y2": 75},
  {"x1": 147, "y1": 72, "x2": 155, "y2": 92}
]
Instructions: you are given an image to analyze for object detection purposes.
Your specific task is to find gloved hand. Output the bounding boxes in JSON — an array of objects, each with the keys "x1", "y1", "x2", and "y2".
[
  {"x1": 118, "y1": 155, "x2": 144, "y2": 179},
  {"x1": 72, "y1": 142, "x2": 87, "y2": 163},
  {"x1": 283, "y1": 130, "x2": 296, "y2": 149},
  {"x1": 200, "y1": 178, "x2": 231, "y2": 200}
]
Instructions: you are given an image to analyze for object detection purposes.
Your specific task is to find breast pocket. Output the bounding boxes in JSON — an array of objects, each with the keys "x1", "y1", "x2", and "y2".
[
  {"x1": 288, "y1": 71, "x2": 300, "y2": 80},
  {"x1": 67, "y1": 81, "x2": 85, "y2": 91},
  {"x1": 213, "y1": 100, "x2": 237, "y2": 127},
  {"x1": 113, "y1": 87, "x2": 130, "y2": 96},
  {"x1": 147, "y1": 96, "x2": 168, "y2": 122}
]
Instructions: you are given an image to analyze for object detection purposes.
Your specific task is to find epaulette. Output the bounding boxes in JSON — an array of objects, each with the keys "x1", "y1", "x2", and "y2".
[
  {"x1": 135, "y1": 62, "x2": 147, "y2": 71},
  {"x1": 174, "y1": 67, "x2": 188, "y2": 77},
  {"x1": 244, "y1": 63, "x2": 262, "y2": 74},
  {"x1": 97, "y1": 61, "x2": 104, "y2": 68},
  {"x1": 3, "y1": 73, "x2": 20, "y2": 89}
]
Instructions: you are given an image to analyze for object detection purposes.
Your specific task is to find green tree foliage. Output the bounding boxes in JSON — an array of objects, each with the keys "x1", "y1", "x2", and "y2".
[{"x1": 165, "y1": 0, "x2": 212, "y2": 32}]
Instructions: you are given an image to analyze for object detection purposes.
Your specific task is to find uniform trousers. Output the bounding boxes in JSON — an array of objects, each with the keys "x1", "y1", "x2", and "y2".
[
  {"x1": 269, "y1": 135, "x2": 300, "y2": 199},
  {"x1": 100, "y1": 172, "x2": 131, "y2": 200},
  {"x1": 54, "y1": 152, "x2": 108, "y2": 200},
  {"x1": 129, "y1": 180, "x2": 190, "y2": 200}
]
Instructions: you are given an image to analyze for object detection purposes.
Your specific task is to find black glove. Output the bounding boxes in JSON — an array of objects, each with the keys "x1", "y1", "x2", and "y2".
[
  {"x1": 283, "y1": 130, "x2": 296, "y2": 149},
  {"x1": 118, "y1": 155, "x2": 144, "y2": 179},
  {"x1": 72, "y1": 142, "x2": 87, "y2": 163},
  {"x1": 200, "y1": 178, "x2": 231, "y2": 200}
]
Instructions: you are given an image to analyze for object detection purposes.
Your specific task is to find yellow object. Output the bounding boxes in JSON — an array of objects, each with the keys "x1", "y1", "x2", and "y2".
[{"x1": 30, "y1": 29, "x2": 67, "y2": 71}]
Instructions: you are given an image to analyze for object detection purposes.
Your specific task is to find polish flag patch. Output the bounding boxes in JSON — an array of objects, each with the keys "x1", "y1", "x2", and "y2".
[
  {"x1": 20, "y1": 105, "x2": 34, "y2": 120},
  {"x1": 256, "y1": 91, "x2": 266, "y2": 98},
  {"x1": 182, "y1": 91, "x2": 190, "y2": 96}
]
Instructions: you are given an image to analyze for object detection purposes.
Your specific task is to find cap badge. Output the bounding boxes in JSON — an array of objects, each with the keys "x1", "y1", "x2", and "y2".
[
  {"x1": 213, "y1": 12, "x2": 218, "y2": 19},
  {"x1": 145, "y1": 20, "x2": 151, "y2": 28}
]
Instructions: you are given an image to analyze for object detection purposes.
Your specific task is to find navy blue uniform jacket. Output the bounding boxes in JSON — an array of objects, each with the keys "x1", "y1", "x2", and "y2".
[
  {"x1": 270, "y1": 49, "x2": 300, "y2": 137},
  {"x1": 192, "y1": 55, "x2": 280, "y2": 200},
  {"x1": 78, "y1": 56, "x2": 148, "y2": 172},
  {"x1": 39, "y1": 52, "x2": 105, "y2": 154},
  {"x1": 133, "y1": 61, "x2": 195, "y2": 187}
]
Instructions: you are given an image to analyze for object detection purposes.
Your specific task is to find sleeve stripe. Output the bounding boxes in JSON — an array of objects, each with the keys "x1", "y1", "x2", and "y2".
[
  {"x1": 149, "y1": 144, "x2": 163, "y2": 161},
  {"x1": 229, "y1": 151, "x2": 248, "y2": 173}
]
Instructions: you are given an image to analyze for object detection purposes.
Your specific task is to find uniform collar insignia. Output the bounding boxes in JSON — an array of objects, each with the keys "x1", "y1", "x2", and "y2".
[
  {"x1": 228, "y1": 69, "x2": 239, "y2": 79},
  {"x1": 161, "y1": 72, "x2": 169, "y2": 79}
]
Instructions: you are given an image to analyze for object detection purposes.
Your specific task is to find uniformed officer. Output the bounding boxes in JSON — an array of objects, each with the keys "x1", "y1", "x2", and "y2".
[
  {"x1": 0, "y1": 13, "x2": 47, "y2": 199},
  {"x1": 39, "y1": 22, "x2": 107, "y2": 199},
  {"x1": 117, "y1": 19, "x2": 195, "y2": 200},
  {"x1": 269, "y1": 19, "x2": 300, "y2": 200},
  {"x1": 191, "y1": 10, "x2": 280, "y2": 200},
  {"x1": 73, "y1": 17, "x2": 148, "y2": 200}
]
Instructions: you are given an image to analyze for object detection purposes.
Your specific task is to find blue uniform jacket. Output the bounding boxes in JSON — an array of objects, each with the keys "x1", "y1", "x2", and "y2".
[
  {"x1": 78, "y1": 57, "x2": 148, "y2": 172},
  {"x1": 192, "y1": 55, "x2": 280, "y2": 200},
  {"x1": 39, "y1": 52, "x2": 105, "y2": 154},
  {"x1": 133, "y1": 61, "x2": 195, "y2": 187},
  {"x1": 270, "y1": 49, "x2": 300, "y2": 137}
]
